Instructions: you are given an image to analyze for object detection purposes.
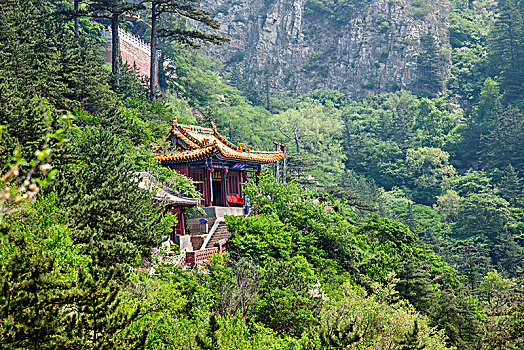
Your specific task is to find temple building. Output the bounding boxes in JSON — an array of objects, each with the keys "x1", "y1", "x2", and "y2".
[
  {"x1": 156, "y1": 118, "x2": 284, "y2": 209},
  {"x1": 153, "y1": 118, "x2": 283, "y2": 265}
]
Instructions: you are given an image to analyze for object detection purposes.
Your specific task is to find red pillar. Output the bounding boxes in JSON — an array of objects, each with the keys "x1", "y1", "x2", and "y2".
[
  {"x1": 179, "y1": 208, "x2": 187, "y2": 235},
  {"x1": 174, "y1": 207, "x2": 187, "y2": 236}
]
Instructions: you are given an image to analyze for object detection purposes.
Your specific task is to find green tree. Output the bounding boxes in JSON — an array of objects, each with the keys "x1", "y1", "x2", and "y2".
[
  {"x1": 272, "y1": 102, "x2": 346, "y2": 183},
  {"x1": 447, "y1": 7, "x2": 491, "y2": 104},
  {"x1": 146, "y1": 0, "x2": 228, "y2": 101},
  {"x1": 484, "y1": 276, "x2": 524, "y2": 348},
  {"x1": 0, "y1": 0, "x2": 65, "y2": 104},
  {"x1": 303, "y1": 320, "x2": 360, "y2": 349},
  {"x1": 453, "y1": 193, "x2": 510, "y2": 241},
  {"x1": 227, "y1": 213, "x2": 292, "y2": 264},
  {"x1": 405, "y1": 147, "x2": 456, "y2": 204},
  {"x1": 416, "y1": 32, "x2": 447, "y2": 96},
  {"x1": 255, "y1": 256, "x2": 321, "y2": 337},
  {"x1": 443, "y1": 171, "x2": 493, "y2": 197},
  {"x1": 428, "y1": 284, "x2": 481, "y2": 347},
  {"x1": 397, "y1": 321, "x2": 426, "y2": 350},
  {"x1": 493, "y1": 232, "x2": 523, "y2": 277},
  {"x1": 313, "y1": 284, "x2": 449, "y2": 349},
  {"x1": 0, "y1": 194, "x2": 144, "y2": 349},
  {"x1": 56, "y1": 127, "x2": 170, "y2": 268},
  {"x1": 458, "y1": 77, "x2": 501, "y2": 165},
  {"x1": 396, "y1": 254, "x2": 434, "y2": 310},
  {"x1": 410, "y1": 98, "x2": 461, "y2": 149},
  {"x1": 88, "y1": 0, "x2": 141, "y2": 85},
  {"x1": 0, "y1": 229, "x2": 78, "y2": 348},
  {"x1": 498, "y1": 164, "x2": 523, "y2": 207},
  {"x1": 195, "y1": 313, "x2": 220, "y2": 350},
  {"x1": 66, "y1": 266, "x2": 147, "y2": 349},
  {"x1": 479, "y1": 104, "x2": 524, "y2": 170},
  {"x1": 488, "y1": 0, "x2": 524, "y2": 103}
]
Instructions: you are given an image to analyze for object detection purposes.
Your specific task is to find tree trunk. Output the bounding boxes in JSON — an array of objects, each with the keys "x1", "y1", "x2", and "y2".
[
  {"x1": 74, "y1": 0, "x2": 79, "y2": 36},
  {"x1": 111, "y1": 13, "x2": 120, "y2": 85},
  {"x1": 150, "y1": 1, "x2": 158, "y2": 102},
  {"x1": 293, "y1": 130, "x2": 300, "y2": 155}
]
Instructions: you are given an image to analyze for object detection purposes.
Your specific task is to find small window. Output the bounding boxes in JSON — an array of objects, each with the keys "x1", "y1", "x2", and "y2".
[
  {"x1": 228, "y1": 174, "x2": 239, "y2": 195},
  {"x1": 191, "y1": 170, "x2": 204, "y2": 195}
]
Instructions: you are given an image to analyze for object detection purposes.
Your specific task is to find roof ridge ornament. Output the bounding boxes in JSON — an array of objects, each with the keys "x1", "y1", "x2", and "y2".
[{"x1": 172, "y1": 116, "x2": 178, "y2": 126}]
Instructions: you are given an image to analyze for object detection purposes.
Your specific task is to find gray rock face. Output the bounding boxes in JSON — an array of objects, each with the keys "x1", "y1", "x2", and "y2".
[{"x1": 198, "y1": 0, "x2": 450, "y2": 98}]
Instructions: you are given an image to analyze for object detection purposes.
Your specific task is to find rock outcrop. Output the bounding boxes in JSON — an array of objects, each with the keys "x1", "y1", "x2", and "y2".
[{"x1": 198, "y1": 0, "x2": 450, "y2": 98}]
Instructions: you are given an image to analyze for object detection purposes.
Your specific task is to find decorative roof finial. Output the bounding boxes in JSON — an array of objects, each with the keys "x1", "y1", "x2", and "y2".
[
  {"x1": 210, "y1": 121, "x2": 217, "y2": 130},
  {"x1": 172, "y1": 116, "x2": 178, "y2": 126}
]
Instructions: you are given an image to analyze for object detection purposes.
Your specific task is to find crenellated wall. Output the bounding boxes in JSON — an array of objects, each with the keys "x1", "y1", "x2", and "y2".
[{"x1": 102, "y1": 27, "x2": 160, "y2": 84}]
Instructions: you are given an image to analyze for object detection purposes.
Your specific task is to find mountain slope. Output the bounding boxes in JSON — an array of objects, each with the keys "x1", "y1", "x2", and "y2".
[{"x1": 199, "y1": 0, "x2": 450, "y2": 98}]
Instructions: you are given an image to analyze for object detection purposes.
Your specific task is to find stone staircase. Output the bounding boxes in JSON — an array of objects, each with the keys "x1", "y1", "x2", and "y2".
[
  {"x1": 205, "y1": 222, "x2": 231, "y2": 249},
  {"x1": 183, "y1": 221, "x2": 232, "y2": 267}
]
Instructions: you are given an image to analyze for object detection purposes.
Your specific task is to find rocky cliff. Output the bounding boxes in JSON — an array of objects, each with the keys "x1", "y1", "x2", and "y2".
[{"x1": 198, "y1": 0, "x2": 450, "y2": 98}]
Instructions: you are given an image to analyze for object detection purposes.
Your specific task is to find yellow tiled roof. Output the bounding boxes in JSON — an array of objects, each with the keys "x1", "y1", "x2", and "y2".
[
  {"x1": 157, "y1": 120, "x2": 284, "y2": 164},
  {"x1": 156, "y1": 146, "x2": 215, "y2": 162}
]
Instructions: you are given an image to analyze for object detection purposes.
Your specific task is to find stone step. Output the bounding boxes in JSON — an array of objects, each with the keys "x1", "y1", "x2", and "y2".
[
  {"x1": 207, "y1": 223, "x2": 231, "y2": 248},
  {"x1": 209, "y1": 236, "x2": 229, "y2": 245},
  {"x1": 209, "y1": 234, "x2": 229, "y2": 241}
]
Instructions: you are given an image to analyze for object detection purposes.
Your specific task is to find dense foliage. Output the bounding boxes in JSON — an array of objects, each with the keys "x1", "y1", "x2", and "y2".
[{"x1": 0, "y1": 0, "x2": 523, "y2": 349}]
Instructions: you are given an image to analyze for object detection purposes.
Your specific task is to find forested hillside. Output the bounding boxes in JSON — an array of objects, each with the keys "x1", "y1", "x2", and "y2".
[{"x1": 0, "y1": 0, "x2": 523, "y2": 349}]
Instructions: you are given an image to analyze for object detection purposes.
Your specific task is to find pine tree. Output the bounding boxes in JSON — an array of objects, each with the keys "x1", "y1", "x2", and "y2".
[
  {"x1": 0, "y1": 229, "x2": 149, "y2": 349},
  {"x1": 493, "y1": 232, "x2": 523, "y2": 277},
  {"x1": 0, "y1": 230, "x2": 77, "y2": 348},
  {"x1": 397, "y1": 321, "x2": 426, "y2": 350},
  {"x1": 416, "y1": 32, "x2": 447, "y2": 96},
  {"x1": 147, "y1": 0, "x2": 228, "y2": 101},
  {"x1": 56, "y1": 127, "x2": 168, "y2": 268},
  {"x1": 0, "y1": 0, "x2": 65, "y2": 102},
  {"x1": 499, "y1": 164, "x2": 523, "y2": 207},
  {"x1": 488, "y1": 0, "x2": 524, "y2": 103},
  {"x1": 64, "y1": 264, "x2": 148, "y2": 349},
  {"x1": 195, "y1": 313, "x2": 220, "y2": 350},
  {"x1": 464, "y1": 78, "x2": 501, "y2": 165},
  {"x1": 0, "y1": 0, "x2": 113, "y2": 127},
  {"x1": 301, "y1": 319, "x2": 360, "y2": 349},
  {"x1": 428, "y1": 284, "x2": 481, "y2": 346},
  {"x1": 480, "y1": 104, "x2": 524, "y2": 171},
  {"x1": 396, "y1": 254, "x2": 434, "y2": 310},
  {"x1": 88, "y1": 0, "x2": 142, "y2": 85},
  {"x1": 485, "y1": 277, "x2": 524, "y2": 348},
  {"x1": 0, "y1": 0, "x2": 64, "y2": 169},
  {"x1": 0, "y1": 194, "x2": 147, "y2": 349},
  {"x1": 0, "y1": 91, "x2": 50, "y2": 173},
  {"x1": 54, "y1": 30, "x2": 114, "y2": 113}
]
